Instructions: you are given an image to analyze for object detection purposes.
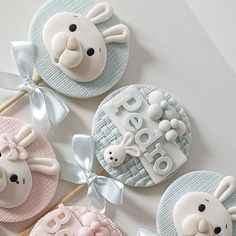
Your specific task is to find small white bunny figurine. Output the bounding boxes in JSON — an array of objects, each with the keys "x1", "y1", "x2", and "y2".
[
  {"x1": 104, "y1": 132, "x2": 141, "y2": 167},
  {"x1": 0, "y1": 125, "x2": 60, "y2": 208},
  {"x1": 173, "y1": 176, "x2": 236, "y2": 236}
]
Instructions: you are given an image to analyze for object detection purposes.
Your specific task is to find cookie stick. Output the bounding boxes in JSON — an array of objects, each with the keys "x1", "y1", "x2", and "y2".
[
  {"x1": 18, "y1": 166, "x2": 105, "y2": 236},
  {"x1": 0, "y1": 75, "x2": 42, "y2": 113}
]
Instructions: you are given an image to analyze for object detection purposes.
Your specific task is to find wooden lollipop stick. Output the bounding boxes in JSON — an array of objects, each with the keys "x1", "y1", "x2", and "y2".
[
  {"x1": 0, "y1": 75, "x2": 43, "y2": 113},
  {"x1": 18, "y1": 167, "x2": 105, "y2": 236}
]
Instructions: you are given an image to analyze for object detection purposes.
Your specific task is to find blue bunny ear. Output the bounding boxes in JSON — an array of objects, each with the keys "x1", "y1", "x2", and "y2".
[
  {"x1": 86, "y1": 2, "x2": 113, "y2": 24},
  {"x1": 213, "y1": 176, "x2": 236, "y2": 202}
]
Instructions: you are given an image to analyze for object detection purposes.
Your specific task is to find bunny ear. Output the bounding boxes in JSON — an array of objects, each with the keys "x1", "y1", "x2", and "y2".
[
  {"x1": 86, "y1": 2, "x2": 113, "y2": 24},
  {"x1": 27, "y1": 158, "x2": 60, "y2": 176},
  {"x1": 213, "y1": 176, "x2": 236, "y2": 202},
  {"x1": 121, "y1": 132, "x2": 135, "y2": 147},
  {"x1": 125, "y1": 146, "x2": 141, "y2": 157},
  {"x1": 228, "y1": 206, "x2": 236, "y2": 220},
  {"x1": 15, "y1": 125, "x2": 38, "y2": 147},
  {"x1": 102, "y1": 24, "x2": 130, "y2": 44}
]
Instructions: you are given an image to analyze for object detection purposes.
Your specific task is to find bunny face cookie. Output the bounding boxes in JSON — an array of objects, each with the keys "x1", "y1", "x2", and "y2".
[
  {"x1": 43, "y1": 2, "x2": 129, "y2": 83},
  {"x1": 29, "y1": 0, "x2": 130, "y2": 98},
  {"x1": 92, "y1": 85, "x2": 191, "y2": 187},
  {"x1": 0, "y1": 126, "x2": 59, "y2": 209},
  {"x1": 156, "y1": 171, "x2": 236, "y2": 236},
  {"x1": 173, "y1": 176, "x2": 236, "y2": 236},
  {"x1": 30, "y1": 205, "x2": 122, "y2": 236},
  {"x1": 0, "y1": 117, "x2": 60, "y2": 222}
]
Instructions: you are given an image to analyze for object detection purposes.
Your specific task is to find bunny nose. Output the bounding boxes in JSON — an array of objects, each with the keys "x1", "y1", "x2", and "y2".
[
  {"x1": 198, "y1": 220, "x2": 210, "y2": 233},
  {"x1": 67, "y1": 37, "x2": 79, "y2": 51},
  {"x1": 0, "y1": 168, "x2": 6, "y2": 193}
]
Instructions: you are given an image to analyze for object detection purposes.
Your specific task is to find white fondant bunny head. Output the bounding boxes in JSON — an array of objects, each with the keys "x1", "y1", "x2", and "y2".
[
  {"x1": 43, "y1": 2, "x2": 130, "y2": 83},
  {"x1": 0, "y1": 125, "x2": 60, "y2": 208},
  {"x1": 104, "y1": 132, "x2": 141, "y2": 167},
  {"x1": 173, "y1": 176, "x2": 236, "y2": 236}
]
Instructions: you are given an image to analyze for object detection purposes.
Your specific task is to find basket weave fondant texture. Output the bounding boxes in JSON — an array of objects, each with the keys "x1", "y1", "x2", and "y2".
[
  {"x1": 29, "y1": 0, "x2": 129, "y2": 98},
  {"x1": 156, "y1": 171, "x2": 236, "y2": 236},
  {"x1": 30, "y1": 205, "x2": 122, "y2": 236},
  {"x1": 92, "y1": 84, "x2": 192, "y2": 187},
  {"x1": 0, "y1": 116, "x2": 58, "y2": 223}
]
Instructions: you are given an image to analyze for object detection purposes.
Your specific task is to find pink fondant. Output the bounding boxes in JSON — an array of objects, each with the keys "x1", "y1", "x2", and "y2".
[{"x1": 0, "y1": 116, "x2": 59, "y2": 222}]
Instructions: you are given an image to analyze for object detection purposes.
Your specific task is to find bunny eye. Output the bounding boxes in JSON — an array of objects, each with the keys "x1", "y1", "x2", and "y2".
[
  {"x1": 69, "y1": 24, "x2": 77, "y2": 32},
  {"x1": 214, "y1": 227, "x2": 221, "y2": 234},
  {"x1": 10, "y1": 174, "x2": 18, "y2": 183},
  {"x1": 198, "y1": 204, "x2": 206, "y2": 212},
  {"x1": 109, "y1": 151, "x2": 112, "y2": 154},
  {"x1": 0, "y1": 153, "x2": 2, "y2": 158},
  {"x1": 110, "y1": 157, "x2": 113, "y2": 160},
  {"x1": 115, "y1": 159, "x2": 118, "y2": 162}
]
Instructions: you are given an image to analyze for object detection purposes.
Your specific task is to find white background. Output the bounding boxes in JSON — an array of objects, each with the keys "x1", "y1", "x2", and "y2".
[{"x1": 1, "y1": 0, "x2": 236, "y2": 235}]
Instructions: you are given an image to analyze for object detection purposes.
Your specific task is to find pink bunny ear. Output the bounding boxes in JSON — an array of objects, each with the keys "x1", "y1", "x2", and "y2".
[
  {"x1": 125, "y1": 145, "x2": 141, "y2": 157},
  {"x1": 121, "y1": 132, "x2": 135, "y2": 147},
  {"x1": 14, "y1": 125, "x2": 38, "y2": 148}
]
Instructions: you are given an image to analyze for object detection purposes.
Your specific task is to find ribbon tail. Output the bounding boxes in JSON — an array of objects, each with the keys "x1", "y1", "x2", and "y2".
[
  {"x1": 0, "y1": 72, "x2": 25, "y2": 90},
  {"x1": 28, "y1": 88, "x2": 51, "y2": 134},
  {"x1": 73, "y1": 134, "x2": 95, "y2": 172},
  {"x1": 59, "y1": 160, "x2": 87, "y2": 184},
  {"x1": 95, "y1": 176, "x2": 124, "y2": 205},
  {"x1": 41, "y1": 88, "x2": 69, "y2": 127},
  {"x1": 137, "y1": 228, "x2": 157, "y2": 236},
  {"x1": 88, "y1": 183, "x2": 107, "y2": 213},
  {"x1": 29, "y1": 87, "x2": 69, "y2": 134}
]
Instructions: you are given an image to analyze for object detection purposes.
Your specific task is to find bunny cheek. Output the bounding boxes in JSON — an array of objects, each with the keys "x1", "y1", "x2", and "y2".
[
  {"x1": 0, "y1": 158, "x2": 32, "y2": 208},
  {"x1": 104, "y1": 146, "x2": 126, "y2": 167}
]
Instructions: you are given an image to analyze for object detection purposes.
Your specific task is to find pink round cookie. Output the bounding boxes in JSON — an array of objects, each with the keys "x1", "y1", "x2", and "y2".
[
  {"x1": 0, "y1": 116, "x2": 59, "y2": 222},
  {"x1": 30, "y1": 204, "x2": 122, "y2": 236}
]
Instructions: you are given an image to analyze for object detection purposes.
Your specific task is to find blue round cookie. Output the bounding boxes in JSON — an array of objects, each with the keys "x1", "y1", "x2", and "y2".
[
  {"x1": 92, "y1": 84, "x2": 191, "y2": 187},
  {"x1": 157, "y1": 171, "x2": 236, "y2": 236},
  {"x1": 29, "y1": 0, "x2": 129, "y2": 98}
]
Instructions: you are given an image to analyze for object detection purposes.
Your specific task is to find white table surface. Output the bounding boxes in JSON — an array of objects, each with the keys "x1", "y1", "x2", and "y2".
[{"x1": 1, "y1": 0, "x2": 236, "y2": 235}]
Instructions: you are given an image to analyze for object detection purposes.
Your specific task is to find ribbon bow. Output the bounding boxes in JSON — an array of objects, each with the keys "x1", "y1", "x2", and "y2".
[
  {"x1": 60, "y1": 134, "x2": 124, "y2": 212},
  {"x1": 0, "y1": 41, "x2": 69, "y2": 134},
  {"x1": 137, "y1": 229, "x2": 157, "y2": 236},
  {"x1": 0, "y1": 134, "x2": 28, "y2": 160}
]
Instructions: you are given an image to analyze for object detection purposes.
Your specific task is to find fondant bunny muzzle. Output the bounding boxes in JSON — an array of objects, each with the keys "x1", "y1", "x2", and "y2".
[
  {"x1": 104, "y1": 132, "x2": 141, "y2": 167},
  {"x1": 43, "y1": 2, "x2": 130, "y2": 83},
  {"x1": 173, "y1": 176, "x2": 236, "y2": 236},
  {"x1": 0, "y1": 125, "x2": 60, "y2": 208}
]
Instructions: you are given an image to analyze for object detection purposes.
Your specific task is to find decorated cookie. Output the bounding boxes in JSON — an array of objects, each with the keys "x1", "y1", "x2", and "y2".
[
  {"x1": 92, "y1": 84, "x2": 191, "y2": 187},
  {"x1": 30, "y1": 204, "x2": 122, "y2": 236},
  {"x1": 29, "y1": 0, "x2": 130, "y2": 98},
  {"x1": 155, "y1": 171, "x2": 236, "y2": 236},
  {"x1": 0, "y1": 117, "x2": 60, "y2": 223}
]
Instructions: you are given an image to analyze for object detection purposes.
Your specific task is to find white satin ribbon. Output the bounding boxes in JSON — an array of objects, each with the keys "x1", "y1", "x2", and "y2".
[
  {"x1": 0, "y1": 41, "x2": 69, "y2": 134},
  {"x1": 137, "y1": 228, "x2": 157, "y2": 236},
  {"x1": 60, "y1": 134, "x2": 124, "y2": 212}
]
